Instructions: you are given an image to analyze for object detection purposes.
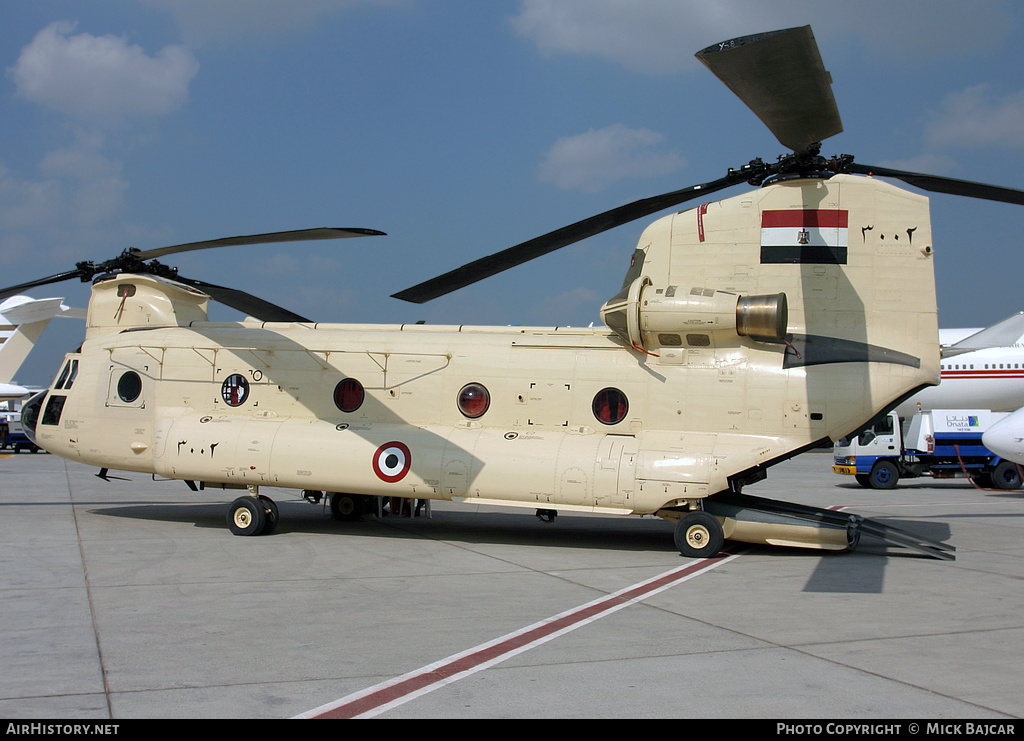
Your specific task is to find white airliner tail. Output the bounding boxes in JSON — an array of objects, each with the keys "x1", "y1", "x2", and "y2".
[
  {"x1": 942, "y1": 312, "x2": 1024, "y2": 357},
  {"x1": 0, "y1": 296, "x2": 83, "y2": 399}
]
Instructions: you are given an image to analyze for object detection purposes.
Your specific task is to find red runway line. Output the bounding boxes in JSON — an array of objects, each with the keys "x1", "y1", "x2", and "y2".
[{"x1": 298, "y1": 552, "x2": 742, "y2": 719}]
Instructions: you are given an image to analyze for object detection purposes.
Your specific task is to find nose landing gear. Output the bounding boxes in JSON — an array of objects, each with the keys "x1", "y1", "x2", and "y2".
[{"x1": 226, "y1": 486, "x2": 279, "y2": 535}]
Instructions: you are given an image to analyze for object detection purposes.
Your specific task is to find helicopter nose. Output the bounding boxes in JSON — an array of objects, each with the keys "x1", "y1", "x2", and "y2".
[
  {"x1": 19, "y1": 390, "x2": 45, "y2": 447},
  {"x1": 983, "y1": 409, "x2": 1024, "y2": 465}
]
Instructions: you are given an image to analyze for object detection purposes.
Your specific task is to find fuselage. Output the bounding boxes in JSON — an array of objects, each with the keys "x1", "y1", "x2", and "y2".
[{"x1": 32, "y1": 316, "x2": 815, "y2": 515}]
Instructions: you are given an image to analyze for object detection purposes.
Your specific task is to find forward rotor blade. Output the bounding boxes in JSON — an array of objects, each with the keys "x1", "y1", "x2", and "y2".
[
  {"x1": 133, "y1": 227, "x2": 386, "y2": 261},
  {"x1": 696, "y1": 26, "x2": 842, "y2": 152},
  {"x1": 175, "y1": 277, "x2": 312, "y2": 323},
  {"x1": 0, "y1": 269, "x2": 88, "y2": 302},
  {"x1": 391, "y1": 172, "x2": 746, "y2": 304},
  {"x1": 844, "y1": 163, "x2": 1024, "y2": 205}
]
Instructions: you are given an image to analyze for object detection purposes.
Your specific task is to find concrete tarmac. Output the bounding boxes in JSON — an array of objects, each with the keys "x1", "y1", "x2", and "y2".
[{"x1": 0, "y1": 449, "x2": 1022, "y2": 720}]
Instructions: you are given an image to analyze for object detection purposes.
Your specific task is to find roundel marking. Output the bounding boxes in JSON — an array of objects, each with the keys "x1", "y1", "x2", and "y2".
[{"x1": 372, "y1": 441, "x2": 412, "y2": 483}]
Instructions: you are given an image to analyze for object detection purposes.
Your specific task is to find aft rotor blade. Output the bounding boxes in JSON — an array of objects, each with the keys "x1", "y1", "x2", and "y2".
[
  {"x1": 844, "y1": 163, "x2": 1024, "y2": 205},
  {"x1": 0, "y1": 269, "x2": 88, "y2": 302},
  {"x1": 175, "y1": 276, "x2": 312, "y2": 323},
  {"x1": 133, "y1": 227, "x2": 386, "y2": 261},
  {"x1": 391, "y1": 172, "x2": 746, "y2": 304},
  {"x1": 696, "y1": 26, "x2": 843, "y2": 152}
]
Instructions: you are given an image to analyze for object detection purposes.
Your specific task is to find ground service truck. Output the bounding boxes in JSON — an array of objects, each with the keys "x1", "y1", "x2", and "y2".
[
  {"x1": 832, "y1": 409, "x2": 1023, "y2": 490},
  {"x1": 0, "y1": 410, "x2": 39, "y2": 453}
]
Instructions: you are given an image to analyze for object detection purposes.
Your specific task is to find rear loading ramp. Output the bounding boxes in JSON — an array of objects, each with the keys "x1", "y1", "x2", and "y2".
[{"x1": 702, "y1": 491, "x2": 956, "y2": 560}]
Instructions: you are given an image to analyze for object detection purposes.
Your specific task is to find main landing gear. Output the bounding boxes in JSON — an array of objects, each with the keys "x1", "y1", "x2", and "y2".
[
  {"x1": 673, "y1": 510, "x2": 725, "y2": 558},
  {"x1": 225, "y1": 487, "x2": 429, "y2": 536}
]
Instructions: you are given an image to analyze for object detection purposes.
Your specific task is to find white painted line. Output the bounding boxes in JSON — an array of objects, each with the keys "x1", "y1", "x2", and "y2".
[{"x1": 298, "y1": 552, "x2": 743, "y2": 719}]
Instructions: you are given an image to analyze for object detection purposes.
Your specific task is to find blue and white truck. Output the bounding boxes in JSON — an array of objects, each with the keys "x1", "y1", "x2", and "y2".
[
  {"x1": 0, "y1": 408, "x2": 40, "y2": 453},
  {"x1": 832, "y1": 409, "x2": 1022, "y2": 490}
]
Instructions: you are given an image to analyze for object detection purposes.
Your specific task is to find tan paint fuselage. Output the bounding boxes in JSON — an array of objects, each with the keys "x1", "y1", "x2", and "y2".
[{"x1": 32, "y1": 175, "x2": 940, "y2": 526}]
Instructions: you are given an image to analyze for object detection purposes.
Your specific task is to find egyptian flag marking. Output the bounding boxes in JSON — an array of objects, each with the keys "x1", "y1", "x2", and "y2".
[{"x1": 761, "y1": 209, "x2": 848, "y2": 264}]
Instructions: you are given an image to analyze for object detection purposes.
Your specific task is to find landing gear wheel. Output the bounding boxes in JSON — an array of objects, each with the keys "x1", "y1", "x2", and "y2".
[
  {"x1": 330, "y1": 492, "x2": 367, "y2": 521},
  {"x1": 258, "y1": 495, "x2": 279, "y2": 535},
  {"x1": 227, "y1": 497, "x2": 266, "y2": 536},
  {"x1": 868, "y1": 460, "x2": 899, "y2": 490},
  {"x1": 674, "y1": 511, "x2": 725, "y2": 558}
]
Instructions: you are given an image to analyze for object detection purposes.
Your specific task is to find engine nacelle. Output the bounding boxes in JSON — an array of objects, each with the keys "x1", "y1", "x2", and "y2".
[{"x1": 600, "y1": 277, "x2": 788, "y2": 352}]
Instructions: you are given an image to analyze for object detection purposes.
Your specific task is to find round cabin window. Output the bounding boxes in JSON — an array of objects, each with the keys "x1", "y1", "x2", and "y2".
[
  {"x1": 334, "y1": 378, "x2": 365, "y2": 413},
  {"x1": 592, "y1": 387, "x2": 628, "y2": 425},
  {"x1": 457, "y1": 383, "x2": 490, "y2": 419},
  {"x1": 221, "y1": 374, "x2": 250, "y2": 406},
  {"x1": 117, "y1": 371, "x2": 142, "y2": 403}
]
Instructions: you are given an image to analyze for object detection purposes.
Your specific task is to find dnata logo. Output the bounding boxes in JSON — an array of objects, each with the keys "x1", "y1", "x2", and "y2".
[{"x1": 944, "y1": 415, "x2": 980, "y2": 428}]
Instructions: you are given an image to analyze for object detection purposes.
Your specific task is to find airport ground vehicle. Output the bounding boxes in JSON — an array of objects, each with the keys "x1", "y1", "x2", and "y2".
[
  {"x1": 832, "y1": 409, "x2": 1022, "y2": 489},
  {"x1": 0, "y1": 410, "x2": 40, "y2": 453}
]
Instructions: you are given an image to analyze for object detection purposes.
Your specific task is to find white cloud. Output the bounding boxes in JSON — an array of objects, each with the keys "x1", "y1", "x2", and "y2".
[
  {"x1": 539, "y1": 124, "x2": 686, "y2": 192},
  {"x1": 510, "y1": 0, "x2": 1015, "y2": 74},
  {"x1": 925, "y1": 84, "x2": 1024, "y2": 150},
  {"x1": 2, "y1": 20, "x2": 202, "y2": 271},
  {"x1": 8, "y1": 21, "x2": 199, "y2": 120}
]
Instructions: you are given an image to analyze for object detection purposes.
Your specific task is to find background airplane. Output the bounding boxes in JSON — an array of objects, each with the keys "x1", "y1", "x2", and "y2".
[
  {"x1": 982, "y1": 406, "x2": 1024, "y2": 464},
  {"x1": 894, "y1": 312, "x2": 1024, "y2": 416},
  {"x1": 0, "y1": 295, "x2": 84, "y2": 402}
]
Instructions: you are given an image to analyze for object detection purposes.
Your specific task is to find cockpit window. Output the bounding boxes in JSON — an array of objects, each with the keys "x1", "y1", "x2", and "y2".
[
  {"x1": 53, "y1": 359, "x2": 80, "y2": 390},
  {"x1": 41, "y1": 395, "x2": 67, "y2": 426},
  {"x1": 54, "y1": 363, "x2": 70, "y2": 390}
]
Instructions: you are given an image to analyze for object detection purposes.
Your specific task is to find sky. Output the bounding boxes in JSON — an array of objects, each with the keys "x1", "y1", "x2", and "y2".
[{"x1": 3, "y1": 0, "x2": 1024, "y2": 386}]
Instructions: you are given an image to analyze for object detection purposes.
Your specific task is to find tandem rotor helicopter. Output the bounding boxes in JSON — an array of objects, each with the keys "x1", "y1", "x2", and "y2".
[{"x1": 6, "y1": 26, "x2": 1022, "y2": 561}]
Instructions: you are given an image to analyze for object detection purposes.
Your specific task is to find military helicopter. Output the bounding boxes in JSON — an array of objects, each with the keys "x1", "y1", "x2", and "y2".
[{"x1": 6, "y1": 26, "x2": 1021, "y2": 560}]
